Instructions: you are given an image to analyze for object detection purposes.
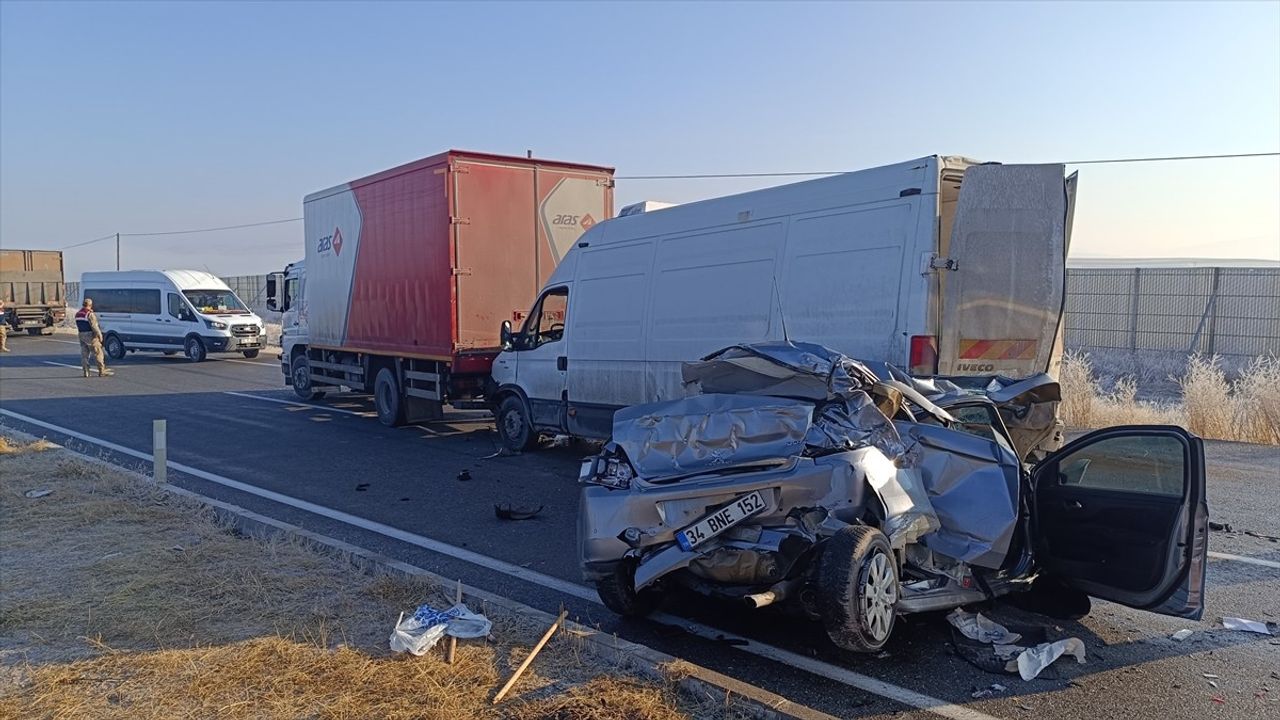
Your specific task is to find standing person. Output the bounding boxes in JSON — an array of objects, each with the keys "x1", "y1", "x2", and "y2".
[
  {"x1": 74, "y1": 298, "x2": 112, "y2": 377},
  {"x1": 0, "y1": 299, "x2": 9, "y2": 352}
]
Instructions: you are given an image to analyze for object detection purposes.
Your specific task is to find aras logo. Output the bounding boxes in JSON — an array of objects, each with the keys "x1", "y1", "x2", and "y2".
[
  {"x1": 551, "y1": 213, "x2": 596, "y2": 230},
  {"x1": 316, "y1": 227, "x2": 343, "y2": 257}
]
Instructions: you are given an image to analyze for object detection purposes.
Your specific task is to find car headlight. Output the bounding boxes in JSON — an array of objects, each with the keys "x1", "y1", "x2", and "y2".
[{"x1": 205, "y1": 319, "x2": 227, "y2": 330}]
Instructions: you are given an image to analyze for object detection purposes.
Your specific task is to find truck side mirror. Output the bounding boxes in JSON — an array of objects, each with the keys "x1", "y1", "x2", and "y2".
[
  {"x1": 500, "y1": 320, "x2": 513, "y2": 350},
  {"x1": 265, "y1": 273, "x2": 279, "y2": 312}
]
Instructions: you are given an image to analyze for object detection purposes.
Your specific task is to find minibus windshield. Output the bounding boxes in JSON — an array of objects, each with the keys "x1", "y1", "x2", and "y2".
[{"x1": 184, "y1": 289, "x2": 249, "y2": 314}]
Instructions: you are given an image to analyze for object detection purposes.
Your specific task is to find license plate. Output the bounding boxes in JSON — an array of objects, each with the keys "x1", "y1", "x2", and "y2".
[{"x1": 675, "y1": 490, "x2": 768, "y2": 551}]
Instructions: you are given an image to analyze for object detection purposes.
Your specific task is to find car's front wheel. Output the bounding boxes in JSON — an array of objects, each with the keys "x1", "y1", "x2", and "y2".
[
  {"x1": 818, "y1": 525, "x2": 898, "y2": 653},
  {"x1": 496, "y1": 395, "x2": 538, "y2": 452},
  {"x1": 242, "y1": 349, "x2": 260, "y2": 359},
  {"x1": 290, "y1": 355, "x2": 324, "y2": 401},
  {"x1": 184, "y1": 336, "x2": 207, "y2": 363},
  {"x1": 595, "y1": 561, "x2": 661, "y2": 618}
]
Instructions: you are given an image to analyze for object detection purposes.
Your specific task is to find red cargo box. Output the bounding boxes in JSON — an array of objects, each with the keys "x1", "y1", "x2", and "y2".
[{"x1": 303, "y1": 151, "x2": 613, "y2": 361}]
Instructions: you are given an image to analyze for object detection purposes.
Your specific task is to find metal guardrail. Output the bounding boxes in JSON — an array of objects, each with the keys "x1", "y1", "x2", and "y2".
[{"x1": 66, "y1": 267, "x2": 1280, "y2": 360}]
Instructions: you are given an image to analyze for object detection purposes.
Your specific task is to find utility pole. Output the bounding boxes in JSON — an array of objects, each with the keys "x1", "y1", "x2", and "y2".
[{"x1": 115, "y1": 232, "x2": 120, "y2": 270}]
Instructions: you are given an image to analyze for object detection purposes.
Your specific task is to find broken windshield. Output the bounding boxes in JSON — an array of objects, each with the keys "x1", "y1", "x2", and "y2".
[{"x1": 183, "y1": 289, "x2": 249, "y2": 314}]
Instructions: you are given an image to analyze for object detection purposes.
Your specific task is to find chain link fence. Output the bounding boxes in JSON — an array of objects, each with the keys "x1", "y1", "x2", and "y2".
[
  {"x1": 66, "y1": 266, "x2": 1280, "y2": 360},
  {"x1": 1065, "y1": 267, "x2": 1280, "y2": 359}
]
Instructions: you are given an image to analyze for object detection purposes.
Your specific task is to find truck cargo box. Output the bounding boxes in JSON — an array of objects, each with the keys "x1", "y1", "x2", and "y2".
[
  {"x1": 0, "y1": 249, "x2": 66, "y2": 333},
  {"x1": 303, "y1": 150, "x2": 614, "y2": 360}
]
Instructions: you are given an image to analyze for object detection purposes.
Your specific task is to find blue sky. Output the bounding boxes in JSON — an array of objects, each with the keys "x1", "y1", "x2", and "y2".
[{"x1": 2, "y1": 0, "x2": 1277, "y2": 278}]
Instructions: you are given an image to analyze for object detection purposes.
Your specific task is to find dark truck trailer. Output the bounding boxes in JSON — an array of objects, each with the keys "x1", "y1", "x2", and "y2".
[
  {"x1": 270, "y1": 150, "x2": 614, "y2": 425},
  {"x1": 0, "y1": 249, "x2": 67, "y2": 335}
]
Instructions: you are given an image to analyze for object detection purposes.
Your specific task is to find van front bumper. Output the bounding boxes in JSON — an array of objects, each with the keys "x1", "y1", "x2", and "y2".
[{"x1": 203, "y1": 335, "x2": 263, "y2": 353}]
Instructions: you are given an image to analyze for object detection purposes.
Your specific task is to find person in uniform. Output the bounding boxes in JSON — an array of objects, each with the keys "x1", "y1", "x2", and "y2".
[
  {"x1": 74, "y1": 298, "x2": 112, "y2": 377},
  {"x1": 0, "y1": 299, "x2": 9, "y2": 352}
]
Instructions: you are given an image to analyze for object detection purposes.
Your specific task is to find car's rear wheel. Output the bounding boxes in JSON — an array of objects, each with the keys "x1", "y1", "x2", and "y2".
[
  {"x1": 374, "y1": 368, "x2": 406, "y2": 427},
  {"x1": 104, "y1": 334, "x2": 126, "y2": 360},
  {"x1": 595, "y1": 561, "x2": 661, "y2": 618},
  {"x1": 818, "y1": 525, "x2": 898, "y2": 653}
]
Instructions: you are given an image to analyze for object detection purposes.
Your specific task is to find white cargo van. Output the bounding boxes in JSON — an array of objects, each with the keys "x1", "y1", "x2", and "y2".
[
  {"x1": 81, "y1": 270, "x2": 266, "y2": 362},
  {"x1": 488, "y1": 156, "x2": 1077, "y2": 450}
]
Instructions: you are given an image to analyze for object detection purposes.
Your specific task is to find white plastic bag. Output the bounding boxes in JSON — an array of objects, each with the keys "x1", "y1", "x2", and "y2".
[
  {"x1": 390, "y1": 614, "x2": 449, "y2": 656},
  {"x1": 947, "y1": 608, "x2": 1022, "y2": 645},
  {"x1": 389, "y1": 602, "x2": 493, "y2": 656}
]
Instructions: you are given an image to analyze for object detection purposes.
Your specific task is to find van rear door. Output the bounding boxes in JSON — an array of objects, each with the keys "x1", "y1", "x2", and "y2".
[{"x1": 938, "y1": 164, "x2": 1075, "y2": 377}]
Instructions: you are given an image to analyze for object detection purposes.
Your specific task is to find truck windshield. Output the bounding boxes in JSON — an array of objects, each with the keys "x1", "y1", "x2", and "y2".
[{"x1": 184, "y1": 289, "x2": 249, "y2": 314}]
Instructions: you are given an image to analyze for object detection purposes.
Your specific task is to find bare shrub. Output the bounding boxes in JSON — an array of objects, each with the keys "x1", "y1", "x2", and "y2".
[{"x1": 1232, "y1": 356, "x2": 1280, "y2": 444}]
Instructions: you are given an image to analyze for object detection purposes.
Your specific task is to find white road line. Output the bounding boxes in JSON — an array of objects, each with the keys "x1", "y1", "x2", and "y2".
[
  {"x1": 0, "y1": 407, "x2": 999, "y2": 720},
  {"x1": 221, "y1": 358, "x2": 279, "y2": 367},
  {"x1": 42, "y1": 361, "x2": 87, "y2": 370},
  {"x1": 43, "y1": 338, "x2": 81, "y2": 345},
  {"x1": 1209, "y1": 551, "x2": 1280, "y2": 570},
  {"x1": 223, "y1": 391, "x2": 374, "y2": 417}
]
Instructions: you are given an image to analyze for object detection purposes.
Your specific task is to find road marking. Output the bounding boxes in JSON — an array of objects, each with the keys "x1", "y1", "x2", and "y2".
[
  {"x1": 43, "y1": 338, "x2": 81, "y2": 345},
  {"x1": 1209, "y1": 551, "x2": 1280, "y2": 570},
  {"x1": 221, "y1": 358, "x2": 279, "y2": 367},
  {"x1": 223, "y1": 391, "x2": 374, "y2": 417},
  {"x1": 42, "y1": 361, "x2": 87, "y2": 370},
  {"x1": 0, "y1": 407, "x2": 999, "y2": 720}
]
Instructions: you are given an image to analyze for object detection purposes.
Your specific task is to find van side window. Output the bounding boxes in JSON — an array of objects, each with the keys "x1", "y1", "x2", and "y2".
[
  {"x1": 168, "y1": 293, "x2": 193, "y2": 321},
  {"x1": 520, "y1": 288, "x2": 568, "y2": 348}
]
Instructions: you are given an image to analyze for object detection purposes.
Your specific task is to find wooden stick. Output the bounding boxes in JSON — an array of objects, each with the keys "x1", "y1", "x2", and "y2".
[
  {"x1": 446, "y1": 579, "x2": 463, "y2": 664},
  {"x1": 492, "y1": 608, "x2": 568, "y2": 704}
]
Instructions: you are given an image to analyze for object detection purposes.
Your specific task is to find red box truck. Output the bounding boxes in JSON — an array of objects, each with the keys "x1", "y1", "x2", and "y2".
[{"x1": 267, "y1": 150, "x2": 614, "y2": 425}]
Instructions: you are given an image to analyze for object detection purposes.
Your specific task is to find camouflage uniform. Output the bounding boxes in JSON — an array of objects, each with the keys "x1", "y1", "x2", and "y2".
[
  {"x1": 75, "y1": 303, "x2": 110, "y2": 377},
  {"x1": 0, "y1": 301, "x2": 9, "y2": 352}
]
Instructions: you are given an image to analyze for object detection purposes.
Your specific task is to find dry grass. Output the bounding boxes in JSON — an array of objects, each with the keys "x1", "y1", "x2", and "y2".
[
  {"x1": 0, "y1": 435, "x2": 717, "y2": 719},
  {"x1": 1060, "y1": 351, "x2": 1280, "y2": 444}
]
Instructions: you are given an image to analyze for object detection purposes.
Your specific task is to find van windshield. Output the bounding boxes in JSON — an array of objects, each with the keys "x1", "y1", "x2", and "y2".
[{"x1": 183, "y1": 289, "x2": 249, "y2": 314}]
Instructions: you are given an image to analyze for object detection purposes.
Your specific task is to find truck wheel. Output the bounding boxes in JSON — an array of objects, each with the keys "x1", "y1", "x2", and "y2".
[
  {"x1": 104, "y1": 334, "x2": 126, "y2": 360},
  {"x1": 595, "y1": 561, "x2": 661, "y2": 618},
  {"x1": 374, "y1": 368, "x2": 406, "y2": 427},
  {"x1": 291, "y1": 355, "x2": 324, "y2": 401},
  {"x1": 184, "y1": 336, "x2": 207, "y2": 363},
  {"x1": 497, "y1": 395, "x2": 538, "y2": 452},
  {"x1": 242, "y1": 349, "x2": 260, "y2": 359},
  {"x1": 818, "y1": 525, "x2": 898, "y2": 653}
]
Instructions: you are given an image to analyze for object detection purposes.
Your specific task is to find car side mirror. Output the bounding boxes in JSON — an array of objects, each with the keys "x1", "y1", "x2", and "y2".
[{"x1": 500, "y1": 320, "x2": 513, "y2": 351}]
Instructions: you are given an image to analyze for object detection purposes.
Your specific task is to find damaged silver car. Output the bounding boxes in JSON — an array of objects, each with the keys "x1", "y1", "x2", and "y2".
[{"x1": 578, "y1": 342, "x2": 1207, "y2": 652}]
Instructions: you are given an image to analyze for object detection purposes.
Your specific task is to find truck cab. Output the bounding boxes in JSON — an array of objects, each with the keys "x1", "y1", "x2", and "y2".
[{"x1": 266, "y1": 260, "x2": 314, "y2": 397}]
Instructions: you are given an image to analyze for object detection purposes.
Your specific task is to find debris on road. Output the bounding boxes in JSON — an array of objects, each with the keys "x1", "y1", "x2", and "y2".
[
  {"x1": 389, "y1": 602, "x2": 492, "y2": 657},
  {"x1": 1208, "y1": 521, "x2": 1233, "y2": 532},
  {"x1": 355, "y1": 483, "x2": 370, "y2": 492},
  {"x1": 22, "y1": 488, "x2": 53, "y2": 498},
  {"x1": 494, "y1": 503, "x2": 543, "y2": 521},
  {"x1": 1171, "y1": 629, "x2": 1196, "y2": 641},
  {"x1": 970, "y1": 683, "x2": 1007, "y2": 699},
  {"x1": 948, "y1": 609, "x2": 1023, "y2": 645},
  {"x1": 1007, "y1": 637, "x2": 1086, "y2": 680},
  {"x1": 456, "y1": 469, "x2": 472, "y2": 481},
  {"x1": 1221, "y1": 616, "x2": 1276, "y2": 635}
]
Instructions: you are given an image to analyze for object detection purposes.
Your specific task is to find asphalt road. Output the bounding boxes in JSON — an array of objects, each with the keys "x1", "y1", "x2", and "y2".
[{"x1": 2, "y1": 335, "x2": 1277, "y2": 720}]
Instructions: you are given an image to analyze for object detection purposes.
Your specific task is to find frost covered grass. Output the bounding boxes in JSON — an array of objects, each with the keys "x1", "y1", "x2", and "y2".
[{"x1": 1060, "y1": 352, "x2": 1280, "y2": 444}]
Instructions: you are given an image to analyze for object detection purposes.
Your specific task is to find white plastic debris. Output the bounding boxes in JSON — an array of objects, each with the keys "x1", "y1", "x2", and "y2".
[
  {"x1": 994, "y1": 644, "x2": 1026, "y2": 660},
  {"x1": 1008, "y1": 638, "x2": 1086, "y2": 680},
  {"x1": 1222, "y1": 617, "x2": 1275, "y2": 635},
  {"x1": 971, "y1": 683, "x2": 1007, "y2": 699},
  {"x1": 389, "y1": 602, "x2": 492, "y2": 656},
  {"x1": 947, "y1": 608, "x2": 1022, "y2": 644},
  {"x1": 23, "y1": 488, "x2": 53, "y2": 499},
  {"x1": 1170, "y1": 629, "x2": 1195, "y2": 641}
]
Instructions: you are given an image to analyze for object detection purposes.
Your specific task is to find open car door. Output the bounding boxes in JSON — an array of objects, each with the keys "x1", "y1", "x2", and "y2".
[{"x1": 1031, "y1": 426, "x2": 1208, "y2": 619}]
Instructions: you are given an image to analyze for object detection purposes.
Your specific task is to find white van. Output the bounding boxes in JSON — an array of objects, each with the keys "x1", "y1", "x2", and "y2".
[
  {"x1": 81, "y1": 270, "x2": 266, "y2": 362},
  {"x1": 489, "y1": 156, "x2": 1076, "y2": 450}
]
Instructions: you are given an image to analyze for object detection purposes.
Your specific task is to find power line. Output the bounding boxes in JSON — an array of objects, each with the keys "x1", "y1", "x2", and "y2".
[
  {"x1": 123, "y1": 216, "x2": 302, "y2": 237},
  {"x1": 614, "y1": 151, "x2": 1280, "y2": 180},
  {"x1": 60, "y1": 233, "x2": 117, "y2": 250}
]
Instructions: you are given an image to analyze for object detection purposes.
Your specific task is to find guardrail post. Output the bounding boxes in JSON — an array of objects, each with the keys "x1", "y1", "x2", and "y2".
[{"x1": 153, "y1": 419, "x2": 167, "y2": 483}]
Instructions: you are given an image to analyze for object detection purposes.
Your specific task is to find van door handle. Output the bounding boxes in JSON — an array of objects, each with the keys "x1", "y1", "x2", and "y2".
[
  {"x1": 1064, "y1": 500, "x2": 1083, "y2": 510},
  {"x1": 557, "y1": 356, "x2": 567, "y2": 371}
]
